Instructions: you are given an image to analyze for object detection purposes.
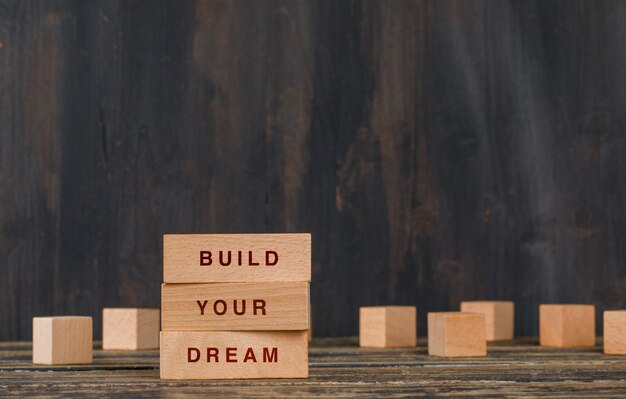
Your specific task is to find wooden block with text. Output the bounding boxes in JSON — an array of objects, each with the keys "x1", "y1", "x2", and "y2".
[
  {"x1": 359, "y1": 306, "x2": 416, "y2": 348},
  {"x1": 460, "y1": 301, "x2": 514, "y2": 341},
  {"x1": 163, "y1": 233, "x2": 311, "y2": 283},
  {"x1": 103, "y1": 308, "x2": 160, "y2": 350},
  {"x1": 604, "y1": 311, "x2": 626, "y2": 355},
  {"x1": 33, "y1": 316, "x2": 93, "y2": 365},
  {"x1": 162, "y1": 282, "x2": 309, "y2": 331},
  {"x1": 539, "y1": 304, "x2": 595, "y2": 348},
  {"x1": 160, "y1": 331, "x2": 308, "y2": 379},
  {"x1": 428, "y1": 312, "x2": 486, "y2": 357}
]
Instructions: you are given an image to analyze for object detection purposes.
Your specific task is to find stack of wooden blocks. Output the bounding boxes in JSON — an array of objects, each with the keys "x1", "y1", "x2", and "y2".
[{"x1": 160, "y1": 233, "x2": 311, "y2": 379}]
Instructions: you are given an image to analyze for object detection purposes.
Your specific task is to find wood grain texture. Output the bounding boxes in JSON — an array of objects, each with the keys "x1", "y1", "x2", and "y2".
[
  {"x1": 428, "y1": 312, "x2": 486, "y2": 357},
  {"x1": 160, "y1": 331, "x2": 308, "y2": 379},
  {"x1": 102, "y1": 308, "x2": 159, "y2": 350},
  {"x1": 2, "y1": 1, "x2": 626, "y2": 341},
  {"x1": 163, "y1": 234, "x2": 311, "y2": 283},
  {"x1": 32, "y1": 317, "x2": 92, "y2": 365},
  {"x1": 162, "y1": 282, "x2": 309, "y2": 331},
  {"x1": 603, "y1": 310, "x2": 626, "y2": 355},
  {"x1": 7, "y1": 338, "x2": 626, "y2": 396},
  {"x1": 539, "y1": 304, "x2": 596, "y2": 348},
  {"x1": 460, "y1": 301, "x2": 514, "y2": 341},
  {"x1": 359, "y1": 306, "x2": 416, "y2": 348}
]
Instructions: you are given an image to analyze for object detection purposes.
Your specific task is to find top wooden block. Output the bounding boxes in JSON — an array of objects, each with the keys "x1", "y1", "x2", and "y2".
[{"x1": 163, "y1": 233, "x2": 311, "y2": 283}]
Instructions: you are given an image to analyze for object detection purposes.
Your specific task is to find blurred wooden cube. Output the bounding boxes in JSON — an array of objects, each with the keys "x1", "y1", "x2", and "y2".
[
  {"x1": 604, "y1": 310, "x2": 626, "y2": 355},
  {"x1": 460, "y1": 301, "x2": 514, "y2": 341},
  {"x1": 428, "y1": 312, "x2": 486, "y2": 357},
  {"x1": 103, "y1": 308, "x2": 160, "y2": 350},
  {"x1": 33, "y1": 316, "x2": 93, "y2": 365},
  {"x1": 359, "y1": 306, "x2": 416, "y2": 348},
  {"x1": 539, "y1": 304, "x2": 595, "y2": 347}
]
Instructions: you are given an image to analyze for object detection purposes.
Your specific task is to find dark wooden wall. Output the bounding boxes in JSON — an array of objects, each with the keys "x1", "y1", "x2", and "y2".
[{"x1": 1, "y1": 0, "x2": 625, "y2": 340}]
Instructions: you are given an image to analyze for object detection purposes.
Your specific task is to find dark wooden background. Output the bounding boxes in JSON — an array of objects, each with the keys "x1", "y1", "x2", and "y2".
[{"x1": 1, "y1": 0, "x2": 625, "y2": 340}]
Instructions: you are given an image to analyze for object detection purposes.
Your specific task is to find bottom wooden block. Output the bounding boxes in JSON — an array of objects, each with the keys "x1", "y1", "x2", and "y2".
[{"x1": 160, "y1": 331, "x2": 308, "y2": 379}]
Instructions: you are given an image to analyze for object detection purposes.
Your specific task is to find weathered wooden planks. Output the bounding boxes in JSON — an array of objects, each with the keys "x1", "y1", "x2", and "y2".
[
  {"x1": 2, "y1": 1, "x2": 626, "y2": 343},
  {"x1": 5, "y1": 338, "x2": 626, "y2": 397}
]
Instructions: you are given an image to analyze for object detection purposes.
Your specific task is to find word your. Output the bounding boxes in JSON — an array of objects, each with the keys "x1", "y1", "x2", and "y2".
[
  {"x1": 200, "y1": 251, "x2": 279, "y2": 266},
  {"x1": 196, "y1": 299, "x2": 267, "y2": 316},
  {"x1": 187, "y1": 347, "x2": 278, "y2": 363}
]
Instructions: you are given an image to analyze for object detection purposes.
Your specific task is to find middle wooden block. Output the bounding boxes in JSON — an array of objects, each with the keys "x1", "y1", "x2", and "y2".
[{"x1": 161, "y1": 282, "x2": 309, "y2": 331}]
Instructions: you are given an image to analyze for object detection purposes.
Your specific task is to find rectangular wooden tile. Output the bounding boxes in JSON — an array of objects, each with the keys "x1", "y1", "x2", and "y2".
[
  {"x1": 160, "y1": 331, "x2": 308, "y2": 379},
  {"x1": 161, "y1": 282, "x2": 309, "y2": 331},
  {"x1": 163, "y1": 233, "x2": 311, "y2": 283}
]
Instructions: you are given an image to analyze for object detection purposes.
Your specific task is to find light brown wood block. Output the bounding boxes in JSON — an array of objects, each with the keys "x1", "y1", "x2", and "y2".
[
  {"x1": 161, "y1": 282, "x2": 309, "y2": 331},
  {"x1": 460, "y1": 301, "x2": 514, "y2": 341},
  {"x1": 163, "y1": 233, "x2": 311, "y2": 283},
  {"x1": 32, "y1": 316, "x2": 93, "y2": 365},
  {"x1": 604, "y1": 310, "x2": 626, "y2": 354},
  {"x1": 102, "y1": 308, "x2": 160, "y2": 350},
  {"x1": 539, "y1": 304, "x2": 596, "y2": 347},
  {"x1": 160, "y1": 331, "x2": 308, "y2": 379},
  {"x1": 428, "y1": 312, "x2": 486, "y2": 357},
  {"x1": 359, "y1": 306, "x2": 416, "y2": 348}
]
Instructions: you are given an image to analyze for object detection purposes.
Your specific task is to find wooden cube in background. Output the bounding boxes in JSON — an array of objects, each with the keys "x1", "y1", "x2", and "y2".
[
  {"x1": 539, "y1": 304, "x2": 595, "y2": 347},
  {"x1": 160, "y1": 330, "x2": 308, "y2": 379},
  {"x1": 359, "y1": 306, "x2": 416, "y2": 348},
  {"x1": 460, "y1": 301, "x2": 514, "y2": 341},
  {"x1": 103, "y1": 308, "x2": 160, "y2": 350},
  {"x1": 33, "y1": 316, "x2": 93, "y2": 365},
  {"x1": 604, "y1": 310, "x2": 626, "y2": 355},
  {"x1": 428, "y1": 312, "x2": 486, "y2": 357}
]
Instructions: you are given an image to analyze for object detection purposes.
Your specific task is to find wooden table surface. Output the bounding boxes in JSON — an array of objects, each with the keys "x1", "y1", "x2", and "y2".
[{"x1": 1, "y1": 338, "x2": 626, "y2": 398}]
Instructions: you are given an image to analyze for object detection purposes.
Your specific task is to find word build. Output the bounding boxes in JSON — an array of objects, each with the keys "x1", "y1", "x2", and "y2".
[
  {"x1": 163, "y1": 234, "x2": 311, "y2": 283},
  {"x1": 160, "y1": 331, "x2": 308, "y2": 379},
  {"x1": 200, "y1": 250, "x2": 278, "y2": 266},
  {"x1": 161, "y1": 282, "x2": 309, "y2": 331}
]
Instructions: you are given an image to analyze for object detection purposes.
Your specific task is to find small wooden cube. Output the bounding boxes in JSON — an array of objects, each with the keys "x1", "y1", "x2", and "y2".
[
  {"x1": 460, "y1": 301, "x2": 514, "y2": 341},
  {"x1": 103, "y1": 308, "x2": 160, "y2": 350},
  {"x1": 539, "y1": 304, "x2": 595, "y2": 347},
  {"x1": 428, "y1": 312, "x2": 486, "y2": 357},
  {"x1": 33, "y1": 316, "x2": 93, "y2": 365},
  {"x1": 604, "y1": 310, "x2": 626, "y2": 355},
  {"x1": 359, "y1": 306, "x2": 416, "y2": 348}
]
